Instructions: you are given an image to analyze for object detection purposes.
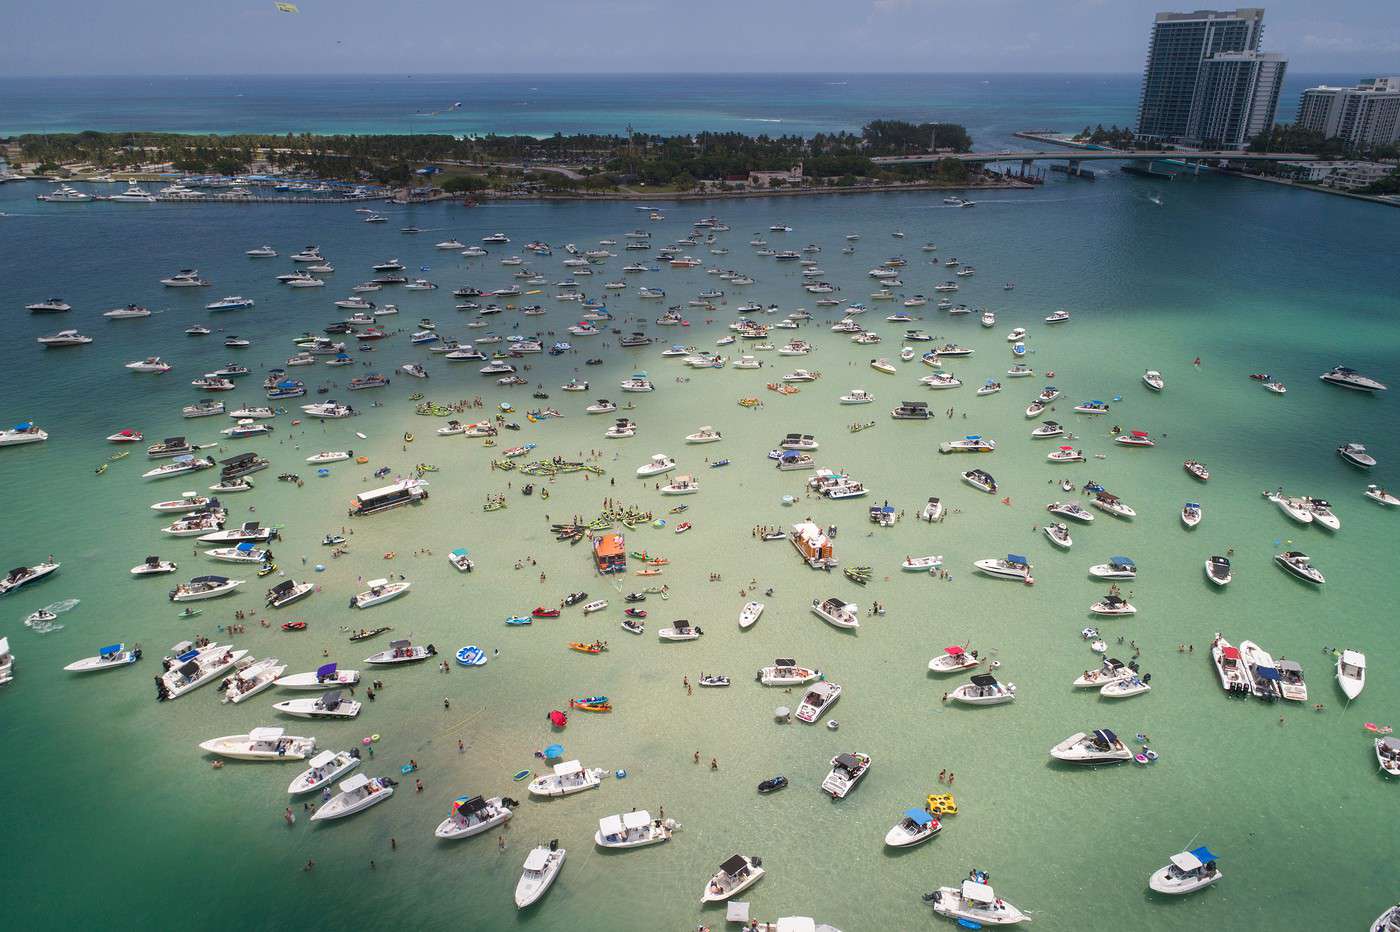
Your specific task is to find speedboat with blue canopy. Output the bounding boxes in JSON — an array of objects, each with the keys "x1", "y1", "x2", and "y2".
[
  {"x1": 973, "y1": 554, "x2": 1031, "y2": 581},
  {"x1": 64, "y1": 643, "x2": 143, "y2": 673},
  {"x1": 1150, "y1": 846, "x2": 1221, "y2": 894},
  {"x1": 1089, "y1": 556, "x2": 1137, "y2": 579},
  {"x1": 885, "y1": 807, "x2": 941, "y2": 847}
]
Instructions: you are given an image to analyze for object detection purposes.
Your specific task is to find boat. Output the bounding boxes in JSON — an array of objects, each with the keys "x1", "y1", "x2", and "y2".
[
  {"x1": 305, "y1": 450, "x2": 350, "y2": 464},
  {"x1": 701, "y1": 854, "x2": 765, "y2": 903},
  {"x1": 685, "y1": 425, "x2": 722, "y2": 443},
  {"x1": 64, "y1": 643, "x2": 142, "y2": 673},
  {"x1": 919, "y1": 497, "x2": 944, "y2": 522},
  {"x1": 1089, "y1": 556, "x2": 1137, "y2": 579},
  {"x1": 811, "y1": 597, "x2": 859, "y2": 629},
  {"x1": 1048, "y1": 501, "x2": 1094, "y2": 523},
  {"x1": 1205, "y1": 555, "x2": 1232, "y2": 586},
  {"x1": 1338, "y1": 442, "x2": 1376, "y2": 469},
  {"x1": 962, "y1": 469, "x2": 997, "y2": 493},
  {"x1": 940, "y1": 435, "x2": 995, "y2": 453},
  {"x1": 1377, "y1": 737, "x2": 1400, "y2": 777},
  {"x1": 1091, "y1": 491, "x2": 1136, "y2": 518},
  {"x1": 1183, "y1": 460, "x2": 1210, "y2": 482},
  {"x1": 287, "y1": 749, "x2": 360, "y2": 795},
  {"x1": 757, "y1": 660, "x2": 822, "y2": 686},
  {"x1": 821, "y1": 752, "x2": 871, "y2": 798},
  {"x1": 0, "y1": 560, "x2": 61, "y2": 596},
  {"x1": 658, "y1": 623, "x2": 703, "y2": 641},
  {"x1": 1274, "y1": 551, "x2": 1324, "y2": 584},
  {"x1": 796, "y1": 681, "x2": 841, "y2": 722},
  {"x1": 1115, "y1": 429, "x2": 1154, "y2": 447},
  {"x1": 1074, "y1": 400, "x2": 1110, "y2": 415},
  {"x1": 1073, "y1": 657, "x2": 1136, "y2": 689},
  {"x1": 1091, "y1": 591, "x2": 1137, "y2": 618},
  {"x1": 103, "y1": 304, "x2": 151, "y2": 319},
  {"x1": 207, "y1": 543, "x2": 272, "y2": 564},
  {"x1": 168, "y1": 575, "x2": 243, "y2": 601},
  {"x1": 527, "y1": 760, "x2": 604, "y2": 797},
  {"x1": 266, "y1": 579, "x2": 314, "y2": 608},
  {"x1": 949, "y1": 674, "x2": 1017, "y2": 705},
  {"x1": 739, "y1": 601, "x2": 764, "y2": 629},
  {"x1": 1149, "y1": 847, "x2": 1222, "y2": 895},
  {"x1": 448, "y1": 548, "x2": 474, "y2": 572},
  {"x1": 364, "y1": 639, "x2": 435, "y2": 664},
  {"x1": 902, "y1": 555, "x2": 943, "y2": 571},
  {"x1": 1275, "y1": 659, "x2": 1308, "y2": 702},
  {"x1": 1239, "y1": 639, "x2": 1284, "y2": 700},
  {"x1": 126, "y1": 356, "x2": 172, "y2": 373},
  {"x1": 348, "y1": 626, "x2": 391, "y2": 643},
  {"x1": 131, "y1": 556, "x2": 178, "y2": 576},
  {"x1": 974, "y1": 555, "x2": 1031, "y2": 582},
  {"x1": 206, "y1": 296, "x2": 254, "y2": 312},
  {"x1": 1142, "y1": 370, "x2": 1165, "y2": 392},
  {"x1": 197, "y1": 521, "x2": 277, "y2": 544},
  {"x1": 595, "y1": 810, "x2": 675, "y2": 848},
  {"x1": 1336, "y1": 649, "x2": 1366, "y2": 699},
  {"x1": 1050, "y1": 729, "x2": 1134, "y2": 764},
  {"x1": 198, "y1": 726, "x2": 315, "y2": 761},
  {"x1": 273, "y1": 691, "x2": 362, "y2": 719},
  {"x1": 274, "y1": 662, "x2": 360, "y2": 690},
  {"x1": 1365, "y1": 484, "x2": 1400, "y2": 507},
  {"x1": 637, "y1": 453, "x2": 676, "y2": 477},
  {"x1": 37, "y1": 329, "x2": 94, "y2": 347},
  {"x1": 1319, "y1": 366, "x2": 1387, "y2": 393},
  {"x1": 436, "y1": 794, "x2": 513, "y2": 840},
  {"x1": 927, "y1": 878, "x2": 1028, "y2": 925},
  {"x1": 581, "y1": 599, "x2": 608, "y2": 614},
  {"x1": 660, "y1": 474, "x2": 699, "y2": 495},
  {"x1": 220, "y1": 657, "x2": 286, "y2": 703},
  {"x1": 310, "y1": 774, "x2": 396, "y2": 821},
  {"x1": 143, "y1": 455, "x2": 216, "y2": 481},
  {"x1": 1182, "y1": 501, "x2": 1202, "y2": 527}
]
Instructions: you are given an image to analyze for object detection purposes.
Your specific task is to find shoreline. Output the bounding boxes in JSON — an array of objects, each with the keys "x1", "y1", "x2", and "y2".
[
  {"x1": 1217, "y1": 169, "x2": 1400, "y2": 208},
  {"x1": 462, "y1": 179, "x2": 1035, "y2": 204}
]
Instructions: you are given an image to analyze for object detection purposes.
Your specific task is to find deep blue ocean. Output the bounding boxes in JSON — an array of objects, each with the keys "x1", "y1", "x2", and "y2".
[{"x1": 0, "y1": 72, "x2": 1354, "y2": 144}]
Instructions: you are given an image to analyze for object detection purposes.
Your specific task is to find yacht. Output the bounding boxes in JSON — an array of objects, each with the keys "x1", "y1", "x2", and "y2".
[
  {"x1": 595, "y1": 810, "x2": 675, "y2": 848},
  {"x1": 1337, "y1": 442, "x2": 1376, "y2": 469},
  {"x1": 36, "y1": 329, "x2": 93, "y2": 347},
  {"x1": 0, "y1": 421, "x2": 48, "y2": 447},
  {"x1": 796, "y1": 680, "x2": 842, "y2": 722},
  {"x1": 103, "y1": 304, "x2": 151, "y2": 319},
  {"x1": 1149, "y1": 847, "x2": 1222, "y2": 895},
  {"x1": 351, "y1": 579, "x2": 411, "y2": 609},
  {"x1": 1319, "y1": 366, "x2": 1387, "y2": 393},
  {"x1": 757, "y1": 660, "x2": 822, "y2": 686},
  {"x1": 310, "y1": 774, "x2": 396, "y2": 821},
  {"x1": 821, "y1": 752, "x2": 871, "y2": 798},
  {"x1": 109, "y1": 182, "x2": 156, "y2": 203},
  {"x1": 64, "y1": 643, "x2": 143, "y2": 673},
  {"x1": 364, "y1": 639, "x2": 436, "y2": 664},
  {"x1": 1274, "y1": 551, "x2": 1324, "y2": 584},
  {"x1": 701, "y1": 854, "x2": 764, "y2": 903},
  {"x1": 1336, "y1": 649, "x2": 1366, "y2": 699},
  {"x1": 928, "y1": 878, "x2": 1028, "y2": 925},
  {"x1": 245, "y1": 245, "x2": 277, "y2": 258},
  {"x1": 527, "y1": 760, "x2": 604, "y2": 797},
  {"x1": 1050, "y1": 729, "x2": 1134, "y2": 764},
  {"x1": 287, "y1": 749, "x2": 360, "y2": 795},
  {"x1": 811, "y1": 597, "x2": 859, "y2": 629},
  {"x1": 206, "y1": 296, "x2": 254, "y2": 311},
  {"x1": 1205, "y1": 555, "x2": 1232, "y2": 586},
  {"x1": 37, "y1": 183, "x2": 93, "y2": 202},
  {"x1": 273, "y1": 691, "x2": 362, "y2": 719},
  {"x1": 168, "y1": 575, "x2": 243, "y2": 601}
]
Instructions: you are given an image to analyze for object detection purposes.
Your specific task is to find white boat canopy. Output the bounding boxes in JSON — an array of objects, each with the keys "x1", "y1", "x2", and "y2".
[
  {"x1": 339, "y1": 773, "x2": 371, "y2": 793},
  {"x1": 523, "y1": 847, "x2": 552, "y2": 871},
  {"x1": 962, "y1": 880, "x2": 996, "y2": 904},
  {"x1": 307, "y1": 750, "x2": 338, "y2": 769},
  {"x1": 554, "y1": 760, "x2": 583, "y2": 777},
  {"x1": 623, "y1": 810, "x2": 651, "y2": 830},
  {"x1": 1170, "y1": 850, "x2": 1205, "y2": 872},
  {"x1": 599, "y1": 814, "x2": 625, "y2": 837},
  {"x1": 248, "y1": 726, "x2": 284, "y2": 741}
]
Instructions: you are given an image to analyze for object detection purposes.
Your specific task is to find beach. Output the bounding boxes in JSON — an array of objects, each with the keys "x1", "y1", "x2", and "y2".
[{"x1": 0, "y1": 169, "x2": 1397, "y2": 931}]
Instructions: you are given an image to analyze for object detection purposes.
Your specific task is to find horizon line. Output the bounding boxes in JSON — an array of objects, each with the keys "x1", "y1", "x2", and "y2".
[{"x1": 0, "y1": 69, "x2": 1354, "y2": 80}]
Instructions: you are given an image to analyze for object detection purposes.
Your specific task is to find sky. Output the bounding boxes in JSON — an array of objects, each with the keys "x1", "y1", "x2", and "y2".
[{"x1": 1, "y1": 0, "x2": 1396, "y2": 76}]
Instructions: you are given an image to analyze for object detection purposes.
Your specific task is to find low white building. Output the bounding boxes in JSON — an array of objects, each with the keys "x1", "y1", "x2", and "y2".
[{"x1": 1278, "y1": 159, "x2": 1395, "y2": 190}]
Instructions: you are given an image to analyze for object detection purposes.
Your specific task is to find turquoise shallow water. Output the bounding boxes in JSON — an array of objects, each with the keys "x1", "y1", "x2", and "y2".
[{"x1": 0, "y1": 172, "x2": 1398, "y2": 930}]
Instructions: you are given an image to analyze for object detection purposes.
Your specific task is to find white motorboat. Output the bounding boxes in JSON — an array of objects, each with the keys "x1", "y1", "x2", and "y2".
[
  {"x1": 246, "y1": 245, "x2": 277, "y2": 258},
  {"x1": 928, "y1": 645, "x2": 980, "y2": 674},
  {"x1": 199, "y1": 726, "x2": 314, "y2": 761},
  {"x1": 919, "y1": 497, "x2": 944, "y2": 522},
  {"x1": 131, "y1": 556, "x2": 178, "y2": 576},
  {"x1": 1043, "y1": 523, "x2": 1072, "y2": 549},
  {"x1": 1149, "y1": 847, "x2": 1222, "y2": 895},
  {"x1": 1319, "y1": 366, "x2": 1387, "y2": 393},
  {"x1": 1091, "y1": 492, "x2": 1136, "y2": 519},
  {"x1": 685, "y1": 426, "x2": 722, "y2": 443},
  {"x1": 595, "y1": 810, "x2": 675, "y2": 848},
  {"x1": 811, "y1": 597, "x2": 859, "y2": 629},
  {"x1": 1100, "y1": 675, "x2": 1151, "y2": 699},
  {"x1": 36, "y1": 329, "x2": 94, "y2": 347},
  {"x1": 126, "y1": 356, "x2": 172, "y2": 373},
  {"x1": 273, "y1": 691, "x2": 362, "y2": 719},
  {"x1": 198, "y1": 522, "x2": 276, "y2": 544},
  {"x1": 1377, "y1": 737, "x2": 1400, "y2": 777},
  {"x1": 605, "y1": 418, "x2": 637, "y2": 438},
  {"x1": 64, "y1": 643, "x2": 142, "y2": 673},
  {"x1": 26, "y1": 298, "x2": 72, "y2": 313},
  {"x1": 209, "y1": 478, "x2": 253, "y2": 493},
  {"x1": 287, "y1": 749, "x2": 360, "y2": 795},
  {"x1": 1365, "y1": 484, "x2": 1400, "y2": 507},
  {"x1": 902, "y1": 555, "x2": 943, "y2": 571},
  {"x1": 207, "y1": 544, "x2": 271, "y2": 564},
  {"x1": 1210, "y1": 637, "x2": 1252, "y2": 695},
  {"x1": 265, "y1": 579, "x2": 314, "y2": 608},
  {"x1": 658, "y1": 623, "x2": 704, "y2": 641},
  {"x1": 701, "y1": 854, "x2": 765, "y2": 903},
  {"x1": 168, "y1": 575, "x2": 244, "y2": 601},
  {"x1": 220, "y1": 657, "x2": 286, "y2": 703},
  {"x1": 435, "y1": 794, "x2": 513, "y2": 839},
  {"x1": 1073, "y1": 657, "x2": 1136, "y2": 689},
  {"x1": 929, "y1": 879, "x2": 1028, "y2": 925},
  {"x1": 448, "y1": 549, "x2": 474, "y2": 572},
  {"x1": 1142, "y1": 370, "x2": 1164, "y2": 392},
  {"x1": 305, "y1": 450, "x2": 350, "y2": 464},
  {"x1": 1047, "y1": 501, "x2": 1093, "y2": 523},
  {"x1": 0, "y1": 636, "x2": 10, "y2": 687},
  {"x1": 1205, "y1": 555, "x2": 1232, "y2": 586},
  {"x1": 1274, "y1": 551, "x2": 1324, "y2": 584},
  {"x1": 1182, "y1": 501, "x2": 1202, "y2": 527},
  {"x1": 1336, "y1": 649, "x2": 1366, "y2": 699},
  {"x1": 1050, "y1": 729, "x2": 1134, "y2": 764},
  {"x1": 1337, "y1": 442, "x2": 1376, "y2": 469},
  {"x1": 796, "y1": 681, "x2": 842, "y2": 722},
  {"x1": 514, "y1": 844, "x2": 567, "y2": 909},
  {"x1": 962, "y1": 469, "x2": 997, "y2": 494},
  {"x1": 582, "y1": 599, "x2": 608, "y2": 614},
  {"x1": 821, "y1": 751, "x2": 871, "y2": 798},
  {"x1": 351, "y1": 579, "x2": 410, "y2": 608},
  {"x1": 949, "y1": 674, "x2": 1016, "y2": 705},
  {"x1": 921, "y1": 373, "x2": 961, "y2": 389},
  {"x1": 103, "y1": 304, "x2": 152, "y2": 319},
  {"x1": 144, "y1": 456, "x2": 216, "y2": 481},
  {"x1": 0, "y1": 560, "x2": 60, "y2": 596},
  {"x1": 1089, "y1": 556, "x2": 1137, "y2": 579},
  {"x1": 973, "y1": 555, "x2": 1031, "y2": 582},
  {"x1": 757, "y1": 660, "x2": 822, "y2": 686},
  {"x1": 739, "y1": 601, "x2": 764, "y2": 629},
  {"x1": 939, "y1": 435, "x2": 996, "y2": 453},
  {"x1": 660, "y1": 474, "x2": 699, "y2": 495},
  {"x1": 527, "y1": 760, "x2": 604, "y2": 797},
  {"x1": 183, "y1": 400, "x2": 225, "y2": 418},
  {"x1": 154, "y1": 642, "x2": 248, "y2": 700},
  {"x1": 275, "y1": 662, "x2": 360, "y2": 690},
  {"x1": 1047, "y1": 445, "x2": 1085, "y2": 463},
  {"x1": 1240, "y1": 639, "x2": 1282, "y2": 700},
  {"x1": 1275, "y1": 659, "x2": 1308, "y2": 702},
  {"x1": 310, "y1": 774, "x2": 395, "y2": 821},
  {"x1": 364, "y1": 639, "x2": 435, "y2": 664},
  {"x1": 1114, "y1": 430, "x2": 1154, "y2": 448},
  {"x1": 206, "y1": 296, "x2": 254, "y2": 311},
  {"x1": 637, "y1": 453, "x2": 676, "y2": 477},
  {"x1": 886, "y1": 807, "x2": 942, "y2": 847}
]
